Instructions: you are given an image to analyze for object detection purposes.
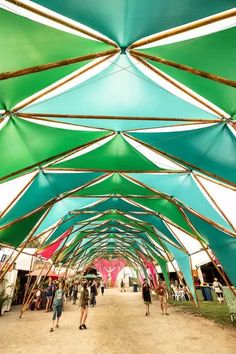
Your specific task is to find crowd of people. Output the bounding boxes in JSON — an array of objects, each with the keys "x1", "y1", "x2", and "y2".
[{"x1": 27, "y1": 274, "x2": 225, "y2": 332}]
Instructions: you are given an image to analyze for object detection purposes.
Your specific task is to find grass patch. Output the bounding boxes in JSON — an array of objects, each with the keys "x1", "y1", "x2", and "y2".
[{"x1": 169, "y1": 300, "x2": 236, "y2": 329}]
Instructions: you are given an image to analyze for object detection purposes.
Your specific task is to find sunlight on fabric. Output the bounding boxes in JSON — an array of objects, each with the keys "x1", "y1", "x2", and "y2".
[
  {"x1": 166, "y1": 223, "x2": 202, "y2": 254},
  {"x1": 0, "y1": 171, "x2": 37, "y2": 213}
]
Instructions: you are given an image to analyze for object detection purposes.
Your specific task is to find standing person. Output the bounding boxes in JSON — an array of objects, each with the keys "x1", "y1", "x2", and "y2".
[
  {"x1": 79, "y1": 282, "x2": 89, "y2": 330},
  {"x1": 35, "y1": 288, "x2": 42, "y2": 310},
  {"x1": 100, "y1": 280, "x2": 105, "y2": 296},
  {"x1": 156, "y1": 280, "x2": 169, "y2": 315},
  {"x1": 212, "y1": 277, "x2": 224, "y2": 303},
  {"x1": 50, "y1": 283, "x2": 65, "y2": 332},
  {"x1": 72, "y1": 283, "x2": 78, "y2": 305},
  {"x1": 45, "y1": 279, "x2": 53, "y2": 312},
  {"x1": 90, "y1": 280, "x2": 97, "y2": 307},
  {"x1": 142, "y1": 279, "x2": 151, "y2": 316}
]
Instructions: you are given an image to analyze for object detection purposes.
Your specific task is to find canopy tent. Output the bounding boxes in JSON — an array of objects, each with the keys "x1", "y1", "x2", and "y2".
[{"x1": 0, "y1": 0, "x2": 236, "y2": 301}]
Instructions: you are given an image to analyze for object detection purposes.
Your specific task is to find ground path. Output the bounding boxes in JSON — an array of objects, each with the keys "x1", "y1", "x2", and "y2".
[{"x1": 0, "y1": 288, "x2": 235, "y2": 354}]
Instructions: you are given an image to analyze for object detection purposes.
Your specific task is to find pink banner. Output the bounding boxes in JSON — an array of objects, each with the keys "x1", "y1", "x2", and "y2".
[
  {"x1": 37, "y1": 227, "x2": 72, "y2": 260},
  {"x1": 94, "y1": 258, "x2": 126, "y2": 287}
]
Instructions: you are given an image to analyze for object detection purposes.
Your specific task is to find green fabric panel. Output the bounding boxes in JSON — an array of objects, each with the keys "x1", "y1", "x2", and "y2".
[
  {"x1": 147, "y1": 60, "x2": 236, "y2": 117},
  {"x1": 75, "y1": 173, "x2": 156, "y2": 196},
  {"x1": 0, "y1": 8, "x2": 111, "y2": 73},
  {"x1": 53, "y1": 134, "x2": 161, "y2": 171},
  {"x1": 141, "y1": 27, "x2": 236, "y2": 81},
  {"x1": 0, "y1": 117, "x2": 110, "y2": 180},
  {"x1": 35, "y1": 0, "x2": 235, "y2": 46},
  {"x1": 186, "y1": 211, "x2": 236, "y2": 286},
  {"x1": 84, "y1": 197, "x2": 143, "y2": 213},
  {"x1": 0, "y1": 171, "x2": 102, "y2": 226},
  {"x1": 130, "y1": 198, "x2": 194, "y2": 235},
  {"x1": 24, "y1": 55, "x2": 214, "y2": 119},
  {"x1": 129, "y1": 124, "x2": 236, "y2": 184},
  {"x1": 162, "y1": 240, "x2": 197, "y2": 303},
  {"x1": 0, "y1": 61, "x2": 90, "y2": 110},
  {"x1": 128, "y1": 173, "x2": 231, "y2": 231},
  {"x1": 0, "y1": 209, "x2": 45, "y2": 247}
]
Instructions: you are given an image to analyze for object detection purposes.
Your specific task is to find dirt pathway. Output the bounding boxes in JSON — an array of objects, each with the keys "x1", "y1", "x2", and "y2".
[{"x1": 0, "y1": 288, "x2": 235, "y2": 354}]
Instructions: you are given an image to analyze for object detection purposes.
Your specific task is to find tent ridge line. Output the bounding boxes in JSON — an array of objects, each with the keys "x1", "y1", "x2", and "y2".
[
  {"x1": 129, "y1": 8, "x2": 236, "y2": 49},
  {"x1": 0, "y1": 49, "x2": 119, "y2": 81},
  {"x1": 4, "y1": 0, "x2": 118, "y2": 48}
]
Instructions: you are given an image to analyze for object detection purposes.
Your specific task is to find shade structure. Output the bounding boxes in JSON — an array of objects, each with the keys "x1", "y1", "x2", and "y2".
[{"x1": 0, "y1": 0, "x2": 236, "y2": 299}]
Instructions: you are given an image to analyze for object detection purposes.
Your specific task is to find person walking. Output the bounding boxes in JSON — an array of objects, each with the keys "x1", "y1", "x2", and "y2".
[
  {"x1": 142, "y1": 279, "x2": 151, "y2": 316},
  {"x1": 72, "y1": 283, "x2": 78, "y2": 305},
  {"x1": 45, "y1": 279, "x2": 53, "y2": 312},
  {"x1": 50, "y1": 283, "x2": 65, "y2": 332},
  {"x1": 212, "y1": 277, "x2": 224, "y2": 303},
  {"x1": 90, "y1": 280, "x2": 98, "y2": 307},
  {"x1": 100, "y1": 280, "x2": 105, "y2": 296},
  {"x1": 79, "y1": 282, "x2": 89, "y2": 330},
  {"x1": 156, "y1": 280, "x2": 169, "y2": 315}
]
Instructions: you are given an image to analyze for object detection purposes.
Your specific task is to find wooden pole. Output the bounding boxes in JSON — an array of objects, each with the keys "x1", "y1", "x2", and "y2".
[
  {"x1": 130, "y1": 9, "x2": 236, "y2": 49},
  {"x1": 0, "y1": 49, "x2": 119, "y2": 81},
  {"x1": 5, "y1": 0, "x2": 118, "y2": 48},
  {"x1": 130, "y1": 50, "x2": 236, "y2": 88}
]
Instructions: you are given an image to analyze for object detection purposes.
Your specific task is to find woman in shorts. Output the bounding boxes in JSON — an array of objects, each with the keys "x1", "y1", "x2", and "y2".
[{"x1": 79, "y1": 282, "x2": 89, "y2": 330}]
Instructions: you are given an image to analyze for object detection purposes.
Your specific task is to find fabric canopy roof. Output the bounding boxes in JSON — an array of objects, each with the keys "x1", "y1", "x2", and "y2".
[{"x1": 0, "y1": 0, "x2": 236, "y2": 300}]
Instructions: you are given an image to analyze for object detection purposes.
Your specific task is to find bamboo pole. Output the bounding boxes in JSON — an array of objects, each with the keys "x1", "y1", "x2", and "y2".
[
  {"x1": 16, "y1": 112, "x2": 220, "y2": 123},
  {"x1": 5, "y1": 0, "x2": 118, "y2": 48},
  {"x1": 131, "y1": 50, "x2": 236, "y2": 88},
  {"x1": 0, "y1": 49, "x2": 119, "y2": 81},
  {"x1": 130, "y1": 9, "x2": 236, "y2": 49},
  {"x1": 130, "y1": 53, "x2": 224, "y2": 118}
]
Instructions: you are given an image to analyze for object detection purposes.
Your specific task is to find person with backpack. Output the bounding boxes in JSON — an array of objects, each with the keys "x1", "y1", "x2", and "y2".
[
  {"x1": 156, "y1": 280, "x2": 169, "y2": 315},
  {"x1": 212, "y1": 277, "x2": 224, "y2": 303},
  {"x1": 45, "y1": 279, "x2": 53, "y2": 312},
  {"x1": 50, "y1": 282, "x2": 65, "y2": 332}
]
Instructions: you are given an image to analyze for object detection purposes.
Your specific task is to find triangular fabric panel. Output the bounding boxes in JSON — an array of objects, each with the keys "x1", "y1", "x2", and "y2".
[
  {"x1": 128, "y1": 173, "x2": 232, "y2": 230},
  {"x1": 0, "y1": 171, "x2": 102, "y2": 226},
  {"x1": 35, "y1": 0, "x2": 235, "y2": 47},
  {"x1": 128, "y1": 124, "x2": 236, "y2": 185},
  {"x1": 53, "y1": 134, "x2": 161, "y2": 172},
  {"x1": 24, "y1": 55, "x2": 214, "y2": 119},
  {"x1": 0, "y1": 117, "x2": 110, "y2": 180}
]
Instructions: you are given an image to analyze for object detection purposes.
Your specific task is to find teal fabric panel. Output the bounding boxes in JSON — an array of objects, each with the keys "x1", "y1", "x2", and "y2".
[
  {"x1": 162, "y1": 240, "x2": 197, "y2": 303},
  {"x1": 186, "y1": 211, "x2": 236, "y2": 286},
  {"x1": 129, "y1": 124, "x2": 236, "y2": 184},
  {"x1": 86, "y1": 197, "x2": 144, "y2": 212},
  {"x1": 35, "y1": 0, "x2": 235, "y2": 46},
  {"x1": 44, "y1": 213, "x2": 94, "y2": 245},
  {"x1": 154, "y1": 254, "x2": 170, "y2": 288},
  {"x1": 24, "y1": 55, "x2": 214, "y2": 119},
  {"x1": 128, "y1": 173, "x2": 232, "y2": 231},
  {"x1": 0, "y1": 171, "x2": 102, "y2": 226},
  {"x1": 35, "y1": 197, "x2": 100, "y2": 235},
  {"x1": 130, "y1": 213, "x2": 182, "y2": 248}
]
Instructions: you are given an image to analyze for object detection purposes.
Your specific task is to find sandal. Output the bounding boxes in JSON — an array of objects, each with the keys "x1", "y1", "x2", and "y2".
[
  {"x1": 56, "y1": 325, "x2": 59, "y2": 328},
  {"x1": 50, "y1": 328, "x2": 53, "y2": 332},
  {"x1": 79, "y1": 325, "x2": 83, "y2": 330}
]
